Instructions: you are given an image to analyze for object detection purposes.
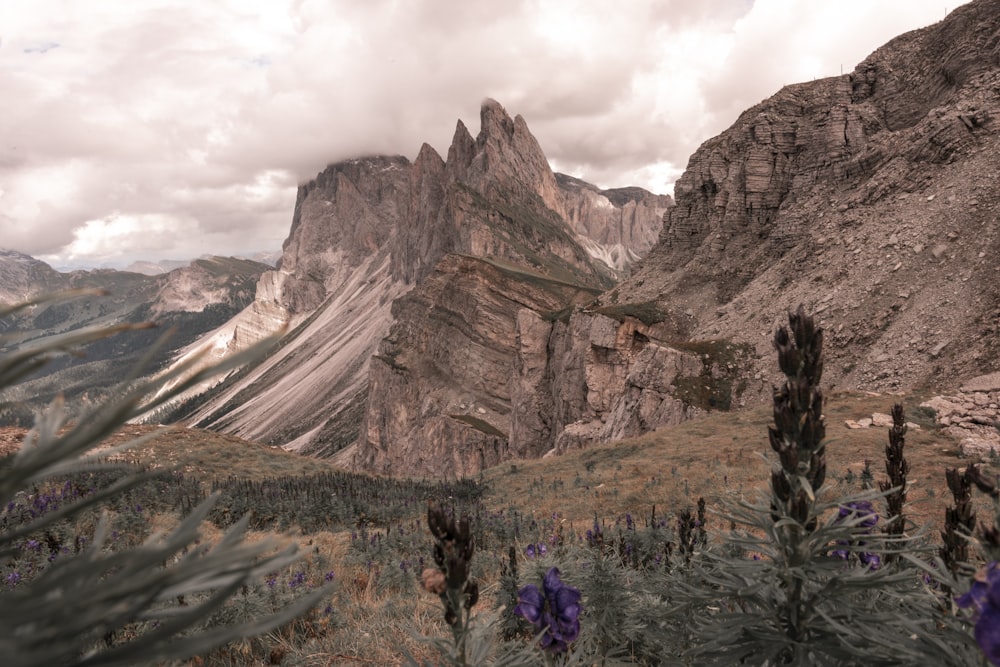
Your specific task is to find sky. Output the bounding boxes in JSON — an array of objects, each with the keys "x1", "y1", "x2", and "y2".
[{"x1": 1, "y1": 0, "x2": 969, "y2": 270}]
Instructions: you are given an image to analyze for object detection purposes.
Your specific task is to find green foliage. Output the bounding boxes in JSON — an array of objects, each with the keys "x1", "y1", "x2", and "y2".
[
  {"x1": 668, "y1": 339, "x2": 752, "y2": 412},
  {"x1": 0, "y1": 292, "x2": 328, "y2": 666},
  {"x1": 591, "y1": 301, "x2": 667, "y2": 326}
]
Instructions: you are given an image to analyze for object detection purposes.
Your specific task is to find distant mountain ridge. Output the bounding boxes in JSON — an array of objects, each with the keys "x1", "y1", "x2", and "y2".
[{"x1": 0, "y1": 252, "x2": 270, "y2": 424}]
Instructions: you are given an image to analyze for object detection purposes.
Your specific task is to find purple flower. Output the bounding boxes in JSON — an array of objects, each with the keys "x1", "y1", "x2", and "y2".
[
  {"x1": 514, "y1": 567, "x2": 582, "y2": 654},
  {"x1": 957, "y1": 562, "x2": 1000, "y2": 665},
  {"x1": 838, "y1": 501, "x2": 879, "y2": 529},
  {"x1": 832, "y1": 501, "x2": 880, "y2": 570}
]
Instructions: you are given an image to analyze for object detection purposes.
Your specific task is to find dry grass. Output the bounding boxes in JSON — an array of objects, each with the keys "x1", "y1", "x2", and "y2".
[
  {"x1": 0, "y1": 424, "x2": 342, "y2": 481},
  {"x1": 482, "y1": 391, "x2": 998, "y2": 534}
]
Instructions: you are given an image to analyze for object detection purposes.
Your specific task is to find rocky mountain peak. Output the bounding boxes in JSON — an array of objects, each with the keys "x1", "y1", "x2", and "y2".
[
  {"x1": 170, "y1": 100, "x2": 669, "y2": 464},
  {"x1": 448, "y1": 98, "x2": 566, "y2": 219},
  {"x1": 278, "y1": 154, "x2": 411, "y2": 312},
  {"x1": 0, "y1": 250, "x2": 64, "y2": 304}
]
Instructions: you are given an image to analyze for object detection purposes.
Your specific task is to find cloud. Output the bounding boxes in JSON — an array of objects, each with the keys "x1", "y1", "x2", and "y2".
[{"x1": 0, "y1": 0, "x2": 971, "y2": 268}]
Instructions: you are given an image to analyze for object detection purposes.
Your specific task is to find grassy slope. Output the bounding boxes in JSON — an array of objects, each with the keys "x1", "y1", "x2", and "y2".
[
  {"x1": 482, "y1": 391, "x2": 979, "y2": 532},
  {"x1": 3, "y1": 390, "x2": 990, "y2": 664}
]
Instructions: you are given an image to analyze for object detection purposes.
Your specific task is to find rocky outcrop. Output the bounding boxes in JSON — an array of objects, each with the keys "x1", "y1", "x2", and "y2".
[
  {"x1": 172, "y1": 156, "x2": 414, "y2": 453},
  {"x1": 612, "y1": 0, "x2": 1000, "y2": 397},
  {"x1": 345, "y1": 253, "x2": 754, "y2": 476},
  {"x1": 919, "y1": 372, "x2": 1000, "y2": 458},
  {"x1": 149, "y1": 256, "x2": 266, "y2": 317},
  {"x1": 514, "y1": 311, "x2": 717, "y2": 456}
]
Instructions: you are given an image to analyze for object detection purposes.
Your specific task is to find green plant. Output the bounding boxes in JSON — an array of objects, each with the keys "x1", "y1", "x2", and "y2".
[{"x1": 0, "y1": 292, "x2": 326, "y2": 666}]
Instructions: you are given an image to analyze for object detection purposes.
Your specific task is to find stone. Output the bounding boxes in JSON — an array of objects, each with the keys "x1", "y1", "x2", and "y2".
[
  {"x1": 871, "y1": 412, "x2": 893, "y2": 427},
  {"x1": 962, "y1": 372, "x2": 1000, "y2": 393}
]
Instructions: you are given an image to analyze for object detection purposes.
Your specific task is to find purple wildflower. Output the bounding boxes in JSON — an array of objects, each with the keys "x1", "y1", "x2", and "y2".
[
  {"x1": 957, "y1": 562, "x2": 1000, "y2": 665},
  {"x1": 832, "y1": 501, "x2": 880, "y2": 570},
  {"x1": 514, "y1": 567, "x2": 582, "y2": 654}
]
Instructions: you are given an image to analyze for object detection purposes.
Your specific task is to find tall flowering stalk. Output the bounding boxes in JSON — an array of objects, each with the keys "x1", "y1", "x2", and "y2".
[
  {"x1": 421, "y1": 501, "x2": 478, "y2": 663},
  {"x1": 941, "y1": 467, "x2": 977, "y2": 578},
  {"x1": 955, "y1": 465, "x2": 1000, "y2": 665},
  {"x1": 769, "y1": 305, "x2": 826, "y2": 535},
  {"x1": 880, "y1": 404, "x2": 909, "y2": 547}
]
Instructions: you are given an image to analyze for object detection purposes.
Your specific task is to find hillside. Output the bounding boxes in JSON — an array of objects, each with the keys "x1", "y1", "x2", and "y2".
[{"x1": 609, "y1": 0, "x2": 1000, "y2": 401}]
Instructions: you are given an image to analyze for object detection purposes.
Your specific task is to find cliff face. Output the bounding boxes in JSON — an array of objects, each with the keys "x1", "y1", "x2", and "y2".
[
  {"x1": 612, "y1": 0, "x2": 1000, "y2": 398},
  {"x1": 349, "y1": 255, "x2": 599, "y2": 477},
  {"x1": 174, "y1": 157, "x2": 413, "y2": 453}
]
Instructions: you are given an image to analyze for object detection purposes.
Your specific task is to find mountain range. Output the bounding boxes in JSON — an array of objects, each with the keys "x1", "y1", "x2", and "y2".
[
  {"x1": 0, "y1": 252, "x2": 270, "y2": 424},
  {"x1": 4, "y1": 0, "x2": 998, "y2": 478}
]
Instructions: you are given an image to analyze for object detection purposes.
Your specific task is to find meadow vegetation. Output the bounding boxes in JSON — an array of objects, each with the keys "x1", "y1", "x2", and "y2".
[{"x1": 2, "y1": 295, "x2": 1000, "y2": 665}]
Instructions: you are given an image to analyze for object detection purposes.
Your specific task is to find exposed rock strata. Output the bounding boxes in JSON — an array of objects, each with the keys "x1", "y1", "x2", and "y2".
[
  {"x1": 347, "y1": 256, "x2": 723, "y2": 477},
  {"x1": 556, "y1": 174, "x2": 671, "y2": 273}
]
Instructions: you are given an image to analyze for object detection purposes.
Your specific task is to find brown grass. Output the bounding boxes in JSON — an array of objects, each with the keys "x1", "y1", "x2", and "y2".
[
  {"x1": 0, "y1": 424, "x2": 343, "y2": 482},
  {"x1": 482, "y1": 391, "x2": 997, "y2": 534}
]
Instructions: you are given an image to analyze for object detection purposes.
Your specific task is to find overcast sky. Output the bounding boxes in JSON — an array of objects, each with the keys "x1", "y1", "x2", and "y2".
[{"x1": 1, "y1": 0, "x2": 968, "y2": 269}]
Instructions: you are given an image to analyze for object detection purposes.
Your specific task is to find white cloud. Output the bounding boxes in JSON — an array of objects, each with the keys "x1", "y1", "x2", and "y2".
[{"x1": 0, "y1": 0, "x2": 971, "y2": 268}]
